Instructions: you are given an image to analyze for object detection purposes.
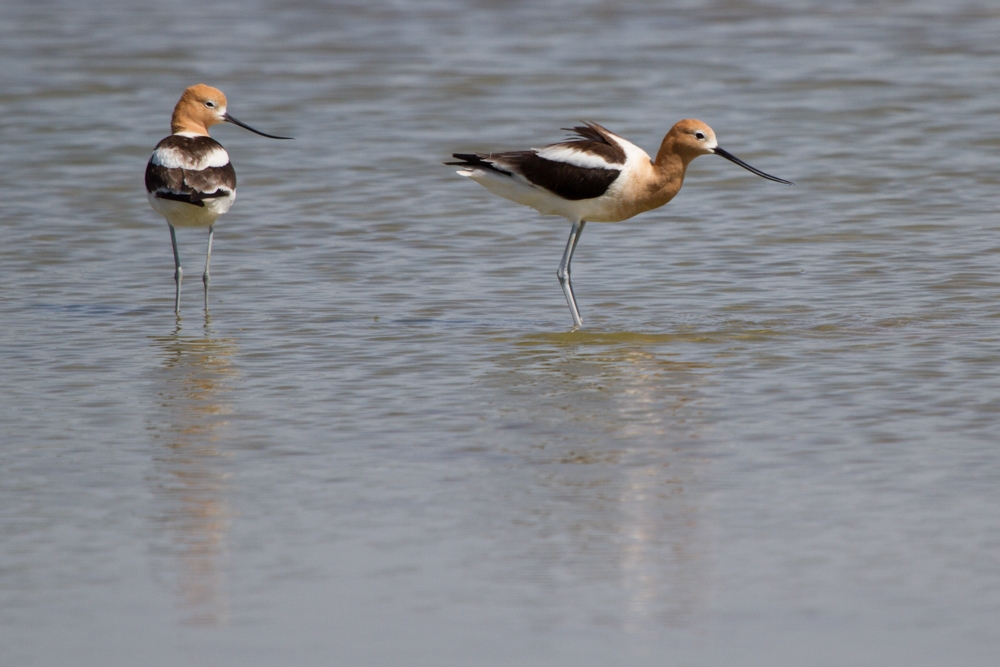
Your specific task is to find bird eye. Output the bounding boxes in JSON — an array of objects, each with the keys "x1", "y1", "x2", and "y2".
[
  {"x1": 204, "y1": 101, "x2": 216, "y2": 109},
  {"x1": 695, "y1": 131, "x2": 706, "y2": 140}
]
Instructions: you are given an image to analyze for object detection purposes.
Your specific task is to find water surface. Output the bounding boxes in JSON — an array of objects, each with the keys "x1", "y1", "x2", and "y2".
[{"x1": 2, "y1": 0, "x2": 1000, "y2": 665}]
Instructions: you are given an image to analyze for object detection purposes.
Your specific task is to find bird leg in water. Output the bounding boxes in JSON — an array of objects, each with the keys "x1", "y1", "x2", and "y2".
[
  {"x1": 202, "y1": 225, "x2": 214, "y2": 311},
  {"x1": 556, "y1": 220, "x2": 586, "y2": 328},
  {"x1": 203, "y1": 225, "x2": 214, "y2": 286},
  {"x1": 169, "y1": 224, "x2": 183, "y2": 314}
]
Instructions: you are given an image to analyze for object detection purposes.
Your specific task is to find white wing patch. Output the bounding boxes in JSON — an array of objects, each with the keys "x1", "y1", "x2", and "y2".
[
  {"x1": 535, "y1": 145, "x2": 622, "y2": 170},
  {"x1": 608, "y1": 133, "x2": 652, "y2": 168},
  {"x1": 151, "y1": 144, "x2": 230, "y2": 170}
]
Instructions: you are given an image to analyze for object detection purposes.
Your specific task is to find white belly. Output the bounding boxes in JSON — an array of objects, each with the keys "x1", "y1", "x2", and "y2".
[{"x1": 147, "y1": 191, "x2": 235, "y2": 228}]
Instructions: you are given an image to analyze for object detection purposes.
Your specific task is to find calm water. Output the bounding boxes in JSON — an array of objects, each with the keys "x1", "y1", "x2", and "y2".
[{"x1": 2, "y1": 0, "x2": 1000, "y2": 664}]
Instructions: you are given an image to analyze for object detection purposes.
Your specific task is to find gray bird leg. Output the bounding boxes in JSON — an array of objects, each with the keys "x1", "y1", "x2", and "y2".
[
  {"x1": 556, "y1": 220, "x2": 586, "y2": 328},
  {"x1": 170, "y1": 224, "x2": 182, "y2": 314},
  {"x1": 202, "y1": 225, "x2": 214, "y2": 311}
]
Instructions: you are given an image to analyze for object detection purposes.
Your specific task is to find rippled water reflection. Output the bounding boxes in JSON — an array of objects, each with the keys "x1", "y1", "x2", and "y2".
[{"x1": 2, "y1": 0, "x2": 1000, "y2": 665}]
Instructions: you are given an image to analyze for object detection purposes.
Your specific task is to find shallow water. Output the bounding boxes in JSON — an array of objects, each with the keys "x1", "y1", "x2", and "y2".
[{"x1": 3, "y1": 0, "x2": 1000, "y2": 664}]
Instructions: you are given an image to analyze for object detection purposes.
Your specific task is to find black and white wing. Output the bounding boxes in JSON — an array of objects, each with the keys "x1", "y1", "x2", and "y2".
[
  {"x1": 448, "y1": 122, "x2": 629, "y2": 201},
  {"x1": 145, "y1": 135, "x2": 236, "y2": 207}
]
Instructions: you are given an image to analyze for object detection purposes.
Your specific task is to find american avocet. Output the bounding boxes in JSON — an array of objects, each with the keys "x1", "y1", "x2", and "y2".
[
  {"x1": 448, "y1": 120, "x2": 792, "y2": 328},
  {"x1": 145, "y1": 84, "x2": 291, "y2": 313}
]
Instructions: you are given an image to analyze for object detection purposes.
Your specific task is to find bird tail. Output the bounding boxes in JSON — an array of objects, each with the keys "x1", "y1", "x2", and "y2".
[{"x1": 445, "y1": 153, "x2": 515, "y2": 177}]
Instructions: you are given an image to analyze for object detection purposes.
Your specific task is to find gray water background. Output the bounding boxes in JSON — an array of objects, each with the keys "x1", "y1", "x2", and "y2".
[{"x1": 2, "y1": 0, "x2": 1000, "y2": 664}]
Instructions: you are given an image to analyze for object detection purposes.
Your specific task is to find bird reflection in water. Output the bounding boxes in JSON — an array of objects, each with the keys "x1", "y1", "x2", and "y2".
[
  {"x1": 148, "y1": 315, "x2": 239, "y2": 626},
  {"x1": 493, "y1": 338, "x2": 714, "y2": 634},
  {"x1": 611, "y1": 350, "x2": 714, "y2": 634}
]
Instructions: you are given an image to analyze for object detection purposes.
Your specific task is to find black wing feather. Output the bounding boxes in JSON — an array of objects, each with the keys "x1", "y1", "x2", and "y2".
[
  {"x1": 449, "y1": 148, "x2": 620, "y2": 201},
  {"x1": 518, "y1": 153, "x2": 620, "y2": 200},
  {"x1": 554, "y1": 122, "x2": 627, "y2": 166}
]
